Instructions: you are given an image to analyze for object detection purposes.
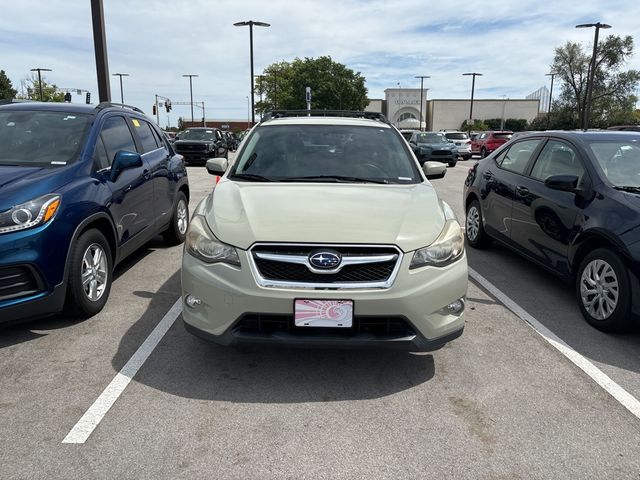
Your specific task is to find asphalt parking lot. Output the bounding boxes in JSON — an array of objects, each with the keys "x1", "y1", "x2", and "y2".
[{"x1": 2, "y1": 155, "x2": 640, "y2": 479}]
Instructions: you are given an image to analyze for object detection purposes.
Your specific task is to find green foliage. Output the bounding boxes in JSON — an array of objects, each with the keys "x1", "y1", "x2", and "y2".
[
  {"x1": 17, "y1": 73, "x2": 64, "y2": 102},
  {"x1": 460, "y1": 119, "x2": 488, "y2": 131},
  {"x1": 255, "y1": 56, "x2": 368, "y2": 114},
  {"x1": 0, "y1": 70, "x2": 17, "y2": 99},
  {"x1": 552, "y1": 35, "x2": 640, "y2": 127}
]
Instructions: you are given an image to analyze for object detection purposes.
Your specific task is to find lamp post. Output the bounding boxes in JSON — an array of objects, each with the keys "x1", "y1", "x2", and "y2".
[
  {"x1": 576, "y1": 22, "x2": 612, "y2": 130},
  {"x1": 545, "y1": 72, "x2": 557, "y2": 128},
  {"x1": 246, "y1": 96, "x2": 250, "y2": 129},
  {"x1": 255, "y1": 74, "x2": 265, "y2": 121},
  {"x1": 415, "y1": 75, "x2": 430, "y2": 131},
  {"x1": 30, "y1": 68, "x2": 52, "y2": 101},
  {"x1": 182, "y1": 74, "x2": 198, "y2": 123},
  {"x1": 462, "y1": 72, "x2": 483, "y2": 130},
  {"x1": 234, "y1": 20, "x2": 270, "y2": 126},
  {"x1": 500, "y1": 95, "x2": 508, "y2": 130},
  {"x1": 112, "y1": 73, "x2": 129, "y2": 104}
]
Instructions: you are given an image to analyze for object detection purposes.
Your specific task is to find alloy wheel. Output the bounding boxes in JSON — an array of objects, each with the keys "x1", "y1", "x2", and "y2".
[
  {"x1": 81, "y1": 243, "x2": 108, "y2": 302},
  {"x1": 580, "y1": 259, "x2": 619, "y2": 320},
  {"x1": 466, "y1": 206, "x2": 480, "y2": 241},
  {"x1": 177, "y1": 199, "x2": 188, "y2": 235}
]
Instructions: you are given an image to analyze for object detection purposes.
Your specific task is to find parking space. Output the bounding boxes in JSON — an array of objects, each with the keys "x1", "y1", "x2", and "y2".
[{"x1": 2, "y1": 158, "x2": 640, "y2": 478}]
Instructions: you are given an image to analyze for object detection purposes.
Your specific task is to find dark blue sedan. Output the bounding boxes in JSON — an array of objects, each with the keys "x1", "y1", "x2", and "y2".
[
  {"x1": 463, "y1": 130, "x2": 640, "y2": 332},
  {"x1": 0, "y1": 101, "x2": 189, "y2": 323}
]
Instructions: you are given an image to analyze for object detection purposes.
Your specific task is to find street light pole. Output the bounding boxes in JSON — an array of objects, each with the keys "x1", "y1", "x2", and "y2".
[
  {"x1": 462, "y1": 72, "x2": 483, "y2": 130},
  {"x1": 112, "y1": 73, "x2": 129, "y2": 104},
  {"x1": 234, "y1": 20, "x2": 270, "y2": 126},
  {"x1": 545, "y1": 72, "x2": 557, "y2": 129},
  {"x1": 182, "y1": 74, "x2": 198, "y2": 123},
  {"x1": 255, "y1": 74, "x2": 265, "y2": 121},
  {"x1": 246, "y1": 96, "x2": 250, "y2": 129},
  {"x1": 576, "y1": 22, "x2": 612, "y2": 130},
  {"x1": 30, "y1": 68, "x2": 52, "y2": 101},
  {"x1": 415, "y1": 75, "x2": 430, "y2": 131}
]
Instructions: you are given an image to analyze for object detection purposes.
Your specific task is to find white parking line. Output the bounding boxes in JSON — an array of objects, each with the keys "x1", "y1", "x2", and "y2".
[
  {"x1": 469, "y1": 267, "x2": 640, "y2": 420},
  {"x1": 62, "y1": 298, "x2": 183, "y2": 444}
]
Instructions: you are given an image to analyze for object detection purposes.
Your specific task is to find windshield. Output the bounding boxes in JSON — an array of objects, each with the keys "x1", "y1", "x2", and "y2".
[
  {"x1": 416, "y1": 133, "x2": 448, "y2": 144},
  {"x1": 179, "y1": 129, "x2": 216, "y2": 141},
  {"x1": 445, "y1": 132, "x2": 468, "y2": 140},
  {"x1": 230, "y1": 124, "x2": 420, "y2": 184},
  {"x1": 0, "y1": 110, "x2": 90, "y2": 167},
  {"x1": 589, "y1": 139, "x2": 640, "y2": 187}
]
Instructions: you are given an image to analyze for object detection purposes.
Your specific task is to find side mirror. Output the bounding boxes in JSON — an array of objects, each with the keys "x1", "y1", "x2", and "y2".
[
  {"x1": 422, "y1": 161, "x2": 447, "y2": 179},
  {"x1": 206, "y1": 157, "x2": 228, "y2": 176},
  {"x1": 545, "y1": 174, "x2": 580, "y2": 192},
  {"x1": 409, "y1": 141, "x2": 416, "y2": 147},
  {"x1": 174, "y1": 135, "x2": 180, "y2": 140},
  {"x1": 110, "y1": 150, "x2": 143, "y2": 181}
]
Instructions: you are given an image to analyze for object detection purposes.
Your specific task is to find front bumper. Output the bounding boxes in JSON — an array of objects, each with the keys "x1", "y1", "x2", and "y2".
[
  {"x1": 418, "y1": 152, "x2": 457, "y2": 165},
  {"x1": 181, "y1": 249, "x2": 467, "y2": 351}
]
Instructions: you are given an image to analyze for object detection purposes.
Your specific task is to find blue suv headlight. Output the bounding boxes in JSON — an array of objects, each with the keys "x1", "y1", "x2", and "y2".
[{"x1": 0, "y1": 194, "x2": 61, "y2": 234}]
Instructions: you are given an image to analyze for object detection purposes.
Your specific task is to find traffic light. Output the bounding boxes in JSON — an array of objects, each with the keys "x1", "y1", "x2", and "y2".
[
  {"x1": 85, "y1": 92, "x2": 91, "y2": 104},
  {"x1": 64, "y1": 92, "x2": 72, "y2": 103},
  {"x1": 165, "y1": 100, "x2": 172, "y2": 112},
  {"x1": 152, "y1": 104, "x2": 157, "y2": 115}
]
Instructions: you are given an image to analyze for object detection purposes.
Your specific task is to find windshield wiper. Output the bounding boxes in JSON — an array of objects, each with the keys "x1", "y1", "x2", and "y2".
[
  {"x1": 613, "y1": 185, "x2": 640, "y2": 193},
  {"x1": 231, "y1": 173, "x2": 274, "y2": 182},
  {"x1": 280, "y1": 175, "x2": 389, "y2": 184}
]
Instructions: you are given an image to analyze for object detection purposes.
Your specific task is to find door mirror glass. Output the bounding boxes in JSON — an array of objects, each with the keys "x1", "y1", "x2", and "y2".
[
  {"x1": 206, "y1": 157, "x2": 228, "y2": 176},
  {"x1": 110, "y1": 150, "x2": 143, "y2": 181}
]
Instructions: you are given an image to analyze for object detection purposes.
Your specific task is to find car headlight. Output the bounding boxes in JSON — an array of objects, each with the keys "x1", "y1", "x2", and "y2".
[
  {"x1": 185, "y1": 215, "x2": 241, "y2": 267},
  {"x1": 410, "y1": 219, "x2": 464, "y2": 269},
  {"x1": 0, "y1": 194, "x2": 61, "y2": 234}
]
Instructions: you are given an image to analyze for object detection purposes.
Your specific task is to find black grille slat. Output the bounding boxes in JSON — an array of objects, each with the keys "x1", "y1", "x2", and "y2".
[
  {"x1": 237, "y1": 314, "x2": 414, "y2": 338},
  {"x1": 0, "y1": 266, "x2": 41, "y2": 301},
  {"x1": 252, "y1": 245, "x2": 400, "y2": 285}
]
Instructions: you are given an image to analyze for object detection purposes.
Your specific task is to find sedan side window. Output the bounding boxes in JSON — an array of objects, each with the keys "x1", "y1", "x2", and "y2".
[
  {"x1": 498, "y1": 139, "x2": 541, "y2": 175},
  {"x1": 531, "y1": 140, "x2": 585, "y2": 182}
]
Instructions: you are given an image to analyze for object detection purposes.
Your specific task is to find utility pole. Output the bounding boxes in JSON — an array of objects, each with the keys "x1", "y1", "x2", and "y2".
[
  {"x1": 182, "y1": 74, "x2": 198, "y2": 122},
  {"x1": 30, "y1": 67, "x2": 52, "y2": 101},
  {"x1": 415, "y1": 75, "x2": 430, "y2": 131},
  {"x1": 462, "y1": 72, "x2": 483, "y2": 130},
  {"x1": 112, "y1": 73, "x2": 129, "y2": 104},
  {"x1": 546, "y1": 72, "x2": 556, "y2": 129}
]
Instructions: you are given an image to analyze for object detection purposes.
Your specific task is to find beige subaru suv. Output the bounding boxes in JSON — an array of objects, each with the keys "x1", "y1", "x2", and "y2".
[{"x1": 181, "y1": 111, "x2": 467, "y2": 351}]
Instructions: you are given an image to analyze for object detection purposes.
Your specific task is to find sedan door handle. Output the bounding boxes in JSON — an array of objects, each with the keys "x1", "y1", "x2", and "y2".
[
  {"x1": 516, "y1": 186, "x2": 529, "y2": 196},
  {"x1": 483, "y1": 171, "x2": 493, "y2": 180}
]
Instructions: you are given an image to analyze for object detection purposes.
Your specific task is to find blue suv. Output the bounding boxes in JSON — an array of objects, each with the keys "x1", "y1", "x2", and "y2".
[{"x1": 0, "y1": 101, "x2": 189, "y2": 323}]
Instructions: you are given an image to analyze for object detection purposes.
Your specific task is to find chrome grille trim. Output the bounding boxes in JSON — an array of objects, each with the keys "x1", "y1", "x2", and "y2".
[{"x1": 248, "y1": 243, "x2": 404, "y2": 290}]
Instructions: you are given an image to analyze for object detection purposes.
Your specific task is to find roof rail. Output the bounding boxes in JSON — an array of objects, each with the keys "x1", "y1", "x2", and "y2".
[
  {"x1": 263, "y1": 110, "x2": 390, "y2": 124},
  {"x1": 96, "y1": 102, "x2": 145, "y2": 114}
]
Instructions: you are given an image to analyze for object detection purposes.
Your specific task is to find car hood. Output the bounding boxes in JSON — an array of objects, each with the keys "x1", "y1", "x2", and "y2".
[
  {"x1": 0, "y1": 165, "x2": 73, "y2": 210},
  {"x1": 205, "y1": 181, "x2": 447, "y2": 252}
]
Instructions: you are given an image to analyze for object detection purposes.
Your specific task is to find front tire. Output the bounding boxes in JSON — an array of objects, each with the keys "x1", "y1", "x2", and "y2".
[
  {"x1": 163, "y1": 191, "x2": 189, "y2": 245},
  {"x1": 576, "y1": 248, "x2": 632, "y2": 332},
  {"x1": 465, "y1": 199, "x2": 490, "y2": 248},
  {"x1": 65, "y1": 229, "x2": 112, "y2": 318}
]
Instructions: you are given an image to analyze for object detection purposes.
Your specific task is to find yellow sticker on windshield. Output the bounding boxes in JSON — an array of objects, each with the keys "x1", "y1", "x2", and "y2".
[{"x1": 132, "y1": 119, "x2": 140, "y2": 127}]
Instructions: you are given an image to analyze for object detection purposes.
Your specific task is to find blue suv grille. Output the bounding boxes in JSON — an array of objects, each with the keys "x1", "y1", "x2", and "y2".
[{"x1": 0, "y1": 266, "x2": 41, "y2": 302}]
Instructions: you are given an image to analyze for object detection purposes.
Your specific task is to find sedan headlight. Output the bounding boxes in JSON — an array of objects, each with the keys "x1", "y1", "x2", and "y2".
[
  {"x1": 185, "y1": 215, "x2": 241, "y2": 267},
  {"x1": 410, "y1": 220, "x2": 464, "y2": 269},
  {"x1": 0, "y1": 194, "x2": 61, "y2": 234}
]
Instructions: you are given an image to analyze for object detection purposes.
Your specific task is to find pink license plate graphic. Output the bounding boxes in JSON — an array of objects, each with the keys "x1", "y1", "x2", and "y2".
[{"x1": 294, "y1": 299, "x2": 353, "y2": 327}]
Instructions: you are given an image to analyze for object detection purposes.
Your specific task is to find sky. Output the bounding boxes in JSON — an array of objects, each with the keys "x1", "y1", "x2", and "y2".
[{"x1": 2, "y1": 0, "x2": 639, "y2": 127}]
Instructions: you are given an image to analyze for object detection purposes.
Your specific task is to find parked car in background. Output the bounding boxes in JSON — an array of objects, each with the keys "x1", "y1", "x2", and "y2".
[
  {"x1": 163, "y1": 130, "x2": 177, "y2": 143},
  {"x1": 399, "y1": 129, "x2": 418, "y2": 141},
  {"x1": 470, "y1": 130, "x2": 513, "y2": 158},
  {"x1": 223, "y1": 131, "x2": 239, "y2": 151},
  {"x1": 442, "y1": 131, "x2": 472, "y2": 160},
  {"x1": 181, "y1": 110, "x2": 467, "y2": 351},
  {"x1": 408, "y1": 131, "x2": 458, "y2": 167},
  {"x1": 0, "y1": 101, "x2": 189, "y2": 324},
  {"x1": 174, "y1": 127, "x2": 228, "y2": 164},
  {"x1": 607, "y1": 125, "x2": 640, "y2": 132},
  {"x1": 463, "y1": 130, "x2": 640, "y2": 332}
]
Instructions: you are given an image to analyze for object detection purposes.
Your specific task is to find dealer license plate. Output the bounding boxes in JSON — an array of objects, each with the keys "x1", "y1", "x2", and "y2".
[{"x1": 294, "y1": 299, "x2": 353, "y2": 328}]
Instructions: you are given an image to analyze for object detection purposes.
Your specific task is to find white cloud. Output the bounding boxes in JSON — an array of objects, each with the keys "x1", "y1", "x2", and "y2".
[{"x1": 1, "y1": 0, "x2": 639, "y2": 123}]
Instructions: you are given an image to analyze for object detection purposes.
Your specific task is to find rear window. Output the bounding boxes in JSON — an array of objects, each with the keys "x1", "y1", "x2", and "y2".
[
  {"x1": 588, "y1": 139, "x2": 640, "y2": 187},
  {"x1": 494, "y1": 133, "x2": 513, "y2": 140},
  {"x1": 0, "y1": 110, "x2": 90, "y2": 167},
  {"x1": 231, "y1": 124, "x2": 420, "y2": 184},
  {"x1": 445, "y1": 132, "x2": 468, "y2": 140}
]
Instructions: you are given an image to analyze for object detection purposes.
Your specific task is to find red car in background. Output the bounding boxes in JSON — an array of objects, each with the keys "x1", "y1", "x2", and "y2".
[{"x1": 470, "y1": 130, "x2": 513, "y2": 157}]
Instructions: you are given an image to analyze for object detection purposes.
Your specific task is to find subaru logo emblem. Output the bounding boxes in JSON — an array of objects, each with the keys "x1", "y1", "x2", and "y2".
[{"x1": 308, "y1": 250, "x2": 342, "y2": 269}]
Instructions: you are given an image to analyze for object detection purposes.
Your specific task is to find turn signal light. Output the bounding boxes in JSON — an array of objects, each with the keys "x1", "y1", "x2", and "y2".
[{"x1": 43, "y1": 198, "x2": 61, "y2": 222}]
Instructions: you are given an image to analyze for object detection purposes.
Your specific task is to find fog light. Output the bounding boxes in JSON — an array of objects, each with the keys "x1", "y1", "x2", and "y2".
[
  {"x1": 442, "y1": 298, "x2": 465, "y2": 315},
  {"x1": 185, "y1": 294, "x2": 202, "y2": 308}
]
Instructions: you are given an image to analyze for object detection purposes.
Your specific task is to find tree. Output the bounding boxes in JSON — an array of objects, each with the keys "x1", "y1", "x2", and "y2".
[
  {"x1": 0, "y1": 70, "x2": 17, "y2": 99},
  {"x1": 551, "y1": 35, "x2": 640, "y2": 128},
  {"x1": 255, "y1": 56, "x2": 368, "y2": 115},
  {"x1": 17, "y1": 73, "x2": 64, "y2": 102},
  {"x1": 460, "y1": 119, "x2": 488, "y2": 131}
]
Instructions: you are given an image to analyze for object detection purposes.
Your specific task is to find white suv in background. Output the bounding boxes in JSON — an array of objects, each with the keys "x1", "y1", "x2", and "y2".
[
  {"x1": 442, "y1": 131, "x2": 472, "y2": 160},
  {"x1": 181, "y1": 111, "x2": 468, "y2": 351}
]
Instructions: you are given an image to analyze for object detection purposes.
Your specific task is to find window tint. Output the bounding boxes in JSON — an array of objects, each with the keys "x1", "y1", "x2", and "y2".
[
  {"x1": 531, "y1": 140, "x2": 585, "y2": 182},
  {"x1": 498, "y1": 139, "x2": 541, "y2": 174},
  {"x1": 131, "y1": 118, "x2": 160, "y2": 153},
  {"x1": 93, "y1": 136, "x2": 110, "y2": 170},
  {"x1": 100, "y1": 116, "x2": 137, "y2": 164}
]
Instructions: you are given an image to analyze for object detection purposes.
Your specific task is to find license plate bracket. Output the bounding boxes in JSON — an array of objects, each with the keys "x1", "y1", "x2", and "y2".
[{"x1": 294, "y1": 299, "x2": 353, "y2": 328}]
